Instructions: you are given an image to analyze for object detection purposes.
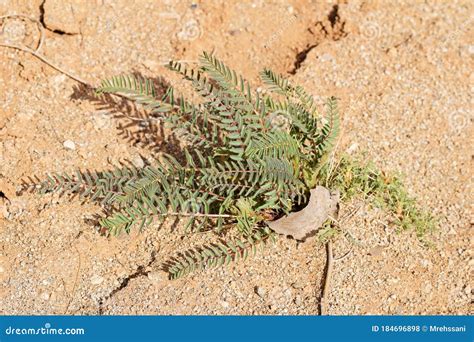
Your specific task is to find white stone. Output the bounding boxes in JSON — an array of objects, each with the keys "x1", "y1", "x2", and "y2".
[
  {"x1": 90, "y1": 274, "x2": 104, "y2": 285},
  {"x1": 63, "y1": 140, "x2": 76, "y2": 150},
  {"x1": 147, "y1": 270, "x2": 168, "y2": 284},
  {"x1": 255, "y1": 286, "x2": 266, "y2": 297},
  {"x1": 347, "y1": 143, "x2": 359, "y2": 154},
  {"x1": 51, "y1": 74, "x2": 67, "y2": 91},
  {"x1": 91, "y1": 112, "x2": 111, "y2": 130},
  {"x1": 464, "y1": 285, "x2": 471, "y2": 295},
  {"x1": 320, "y1": 53, "x2": 333, "y2": 62},
  {"x1": 131, "y1": 154, "x2": 145, "y2": 168},
  {"x1": 422, "y1": 282, "x2": 432, "y2": 294}
]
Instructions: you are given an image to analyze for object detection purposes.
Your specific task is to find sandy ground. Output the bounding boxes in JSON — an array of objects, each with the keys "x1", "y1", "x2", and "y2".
[{"x1": 0, "y1": 0, "x2": 472, "y2": 315}]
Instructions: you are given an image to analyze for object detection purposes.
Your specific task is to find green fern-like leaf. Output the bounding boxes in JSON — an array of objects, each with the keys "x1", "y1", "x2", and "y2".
[
  {"x1": 35, "y1": 167, "x2": 141, "y2": 206},
  {"x1": 260, "y1": 68, "x2": 291, "y2": 95},
  {"x1": 245, "y1": 130, "x2": 301, "y2": 160},
  {"x1": 33, "y1": 52, "x2": 351, "y2": 279},
  {"x1": 167, "y1": 227, "x2": 274, "y2": 279},
  {"x1": 316, "y1": 96, "x2": 340, "y2": 158},
  {"x1": 96, "y1": 74, "x2": 173, "y2": 112}
]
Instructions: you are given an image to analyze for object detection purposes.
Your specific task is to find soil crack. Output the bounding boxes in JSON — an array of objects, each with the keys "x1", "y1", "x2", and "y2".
[
  {"x1": 98, "y1": 251, "x2": 157, "y2": 314},
  {"x1": 39, "y1": 0, "x2": 77, "y2": 36},
  {"x1": 289, "y1": 4, "x2": 348, "y2": 74},
  {"x1": 289, "y1": 44, "x2": 318, "y2": 75}
]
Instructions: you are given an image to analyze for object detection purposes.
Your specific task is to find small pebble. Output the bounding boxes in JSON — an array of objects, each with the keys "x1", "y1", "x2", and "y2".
[
  {"x1": 90, "y1": 274, "x2": 104, "y2": 285},
  {"x1": 464, "y1": 285, "x2": 471, "y2": 295},
  {"x1": 147, "y1": 270, "x2": 168, "y2": 284},
  {"x1": 40, "y1": 292, "x2": 50, "y2": 301},
  {"x1": 319, "y1": 53, "x2": 333, "y2": 62},
  {"x1": 255, "y1": 286, "x2": 266, "y2": 297},
  {"x1": 51, "y1": 74, "x2": 67, "y2": 91},
  {"x1": 422, "y1": 282, "x2": 432, "y2": 294},
  {"x1": 420, "y1": 259, "x2": 431, "y2": 268},
  {"x1": 346, "y1": 143, "x2": 359, "y2": 154},
  {"x1": 131, "y1": 154, "x2": 145, "y2": 168},
  {"x1": 63, "y1": 140, "x2": 76, "y2": 150}
]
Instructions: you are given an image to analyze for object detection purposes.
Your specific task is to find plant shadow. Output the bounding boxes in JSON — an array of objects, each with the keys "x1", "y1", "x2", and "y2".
[
  {"x1": 69, "y1": 73, "x2": 183, "y2": 159},
  {"x1": 19, "y1": 72, "x2": 195, "y2": 235}
]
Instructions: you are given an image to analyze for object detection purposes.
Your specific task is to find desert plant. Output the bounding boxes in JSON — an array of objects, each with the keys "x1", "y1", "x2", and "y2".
[
  {"x1": 31, "y1": 52, "x2": 434, "y2": 279},
  {"x1": 317, "y1": 154, "x2": 436, "y2": 242}
]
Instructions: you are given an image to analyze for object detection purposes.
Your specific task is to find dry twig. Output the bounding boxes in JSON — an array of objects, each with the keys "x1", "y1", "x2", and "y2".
[{"x1": 320, "y1": 240, "x2": 333, "y2": 315}]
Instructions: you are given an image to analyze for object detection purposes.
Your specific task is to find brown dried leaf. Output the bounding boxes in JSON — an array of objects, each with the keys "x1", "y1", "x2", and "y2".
[{"x1": 267, "y1": 186, "x2": 339, "y2": 241}]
